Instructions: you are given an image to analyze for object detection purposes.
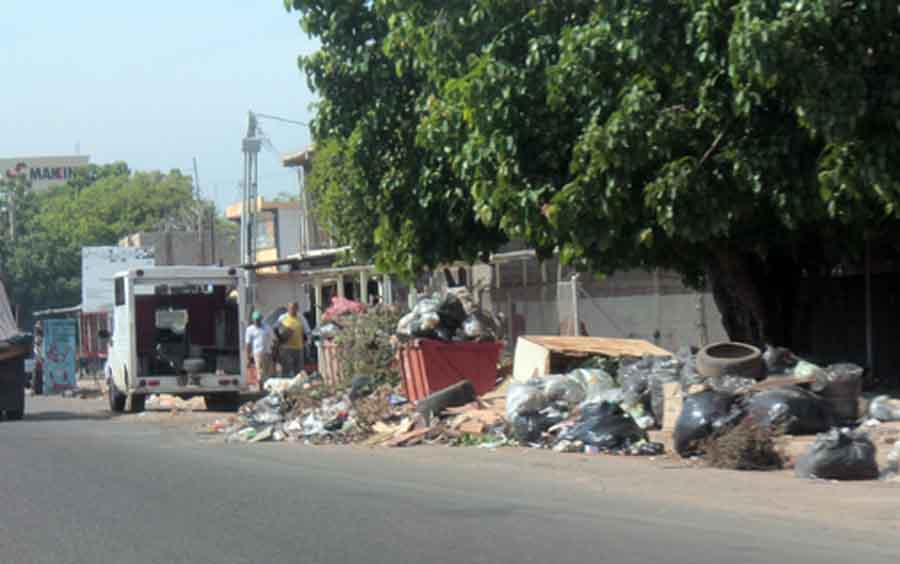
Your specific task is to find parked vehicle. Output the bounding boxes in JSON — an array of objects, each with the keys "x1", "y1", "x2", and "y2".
[
  {"x1": 0, "y1": 278, "x2": 30, "y2": 420},
  {"x1": 103, "y1": 266, "x2": 248, "y2": 413}
]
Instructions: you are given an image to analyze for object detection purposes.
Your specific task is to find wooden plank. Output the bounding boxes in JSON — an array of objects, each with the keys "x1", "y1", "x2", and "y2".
[
  {"x1": 384, "y1": 427, "x2": 432, "y2": 447},
  {"x1": 661, "y1": 382, "x2": 682, "y2": 432},
  {"x1": 744, "y1": 374, "x2": 818, "y2": 394},
  {"x1": 521, "y1": 336, "x2": 672, "y2": 358},
  {"x1": 458, "y1": 420, "x2": 486, "y2": 435}
]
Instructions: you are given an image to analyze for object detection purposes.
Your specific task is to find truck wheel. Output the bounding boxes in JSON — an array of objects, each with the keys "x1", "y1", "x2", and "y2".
[
  {"x1": 128, "y1": 394, "x2": 146, "y2": 413},
  {"x1": 6, "y1": 410, "x2": 23, "y2": 421},
  {"x1": 108, "y1": 384, "x2": 126, "y2": 413}
]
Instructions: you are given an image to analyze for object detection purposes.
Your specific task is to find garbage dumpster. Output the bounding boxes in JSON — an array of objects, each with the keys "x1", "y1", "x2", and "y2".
[{"x1": 397, "y1": 339, "x2": 504, "y2": 401}]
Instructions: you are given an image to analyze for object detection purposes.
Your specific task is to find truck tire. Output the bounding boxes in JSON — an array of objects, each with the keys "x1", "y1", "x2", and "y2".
[
  {"x1": 128, "y1": 394, "x2": 146, "y2": 413},
  {"x1": 6, "y1": 410, "x2": 23, "y2": 421},
  {"x1": 206, "y1": 392, "x2": 240, "y2": 412},
  {"x1": 108, "y1": 384, "x2": 126, "y2": 413},
  {"x1": 696, "y1": 342, "x2": 764, "y2": 381}
]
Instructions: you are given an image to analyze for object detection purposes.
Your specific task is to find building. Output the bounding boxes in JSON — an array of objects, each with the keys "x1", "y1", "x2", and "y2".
[
  {"x1": 225, "y1": 198, "x2": 301, "y2": 272},
  {"x1": 1, "y1": 155, "x2": 90, "y2": 192},
  {"x1": 119, "y1": 230, "x2": 239, "y2": 267}
]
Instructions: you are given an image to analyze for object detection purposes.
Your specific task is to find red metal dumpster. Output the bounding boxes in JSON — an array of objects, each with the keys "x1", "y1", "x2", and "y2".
[{"x1": 397, "y1": 339, "x2": 504, "y2": 401}]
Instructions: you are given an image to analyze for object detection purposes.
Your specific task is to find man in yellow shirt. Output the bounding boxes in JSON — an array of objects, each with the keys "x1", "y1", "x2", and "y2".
[{"x1": 277, "y1": 301, "x2": 311, "y2": 378}]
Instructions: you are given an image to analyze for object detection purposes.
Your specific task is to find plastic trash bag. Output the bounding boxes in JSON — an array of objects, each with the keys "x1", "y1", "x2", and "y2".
[
  {"x1": 619, "y1": 356, "x2": 653, "y2": 407},
  {"x1": 868, "y1": 395, "x2": 900, "y2": 422},
  {"x1": 762, "y1": 345, "x2": 797, "y2": 374},
  {"x1": 746, "y1": 387, "x2": 833, "y2": 435},
  {"x1": 815, "y1": 363, "x2": 863, "y2": 420},
  {"x1": 461, "y1": 311, "x2": 500, "y2": 341},
  {"x1": 506, "y1": 383, "x2": 548, "y2": 418},
  {"x1": 437, "y1": 292, "x2": 468, "y2": 334},
  {"x1": 412, "y1": 297, "x2": 440, "y2": 316},
  {"x1": 568, "y1": 368, "x2": 616, "y2": 404},
  {"x1": 543, "y1": 374, "x2": 586, "y2": 405},
  {"x1": 792, "y1": 360, "x2": 827, "y2": 383},
  {"x1": 559, "y1": 402, "x2": 647, "y2": 451},
  {"x1": 673, "y1": 390, "x2": 740, "y2": 457},
  {"x1": 708, "y1": 375, "x2": 757, "y2": 394},
  {"x1": 795, "y1": 428, "x2": 879, "y2": 481},
  {"x1": 317, "y1": 322, "x2": 342, "y2": 340},
  {"x1": 396, "y1": 312, "x2": 417, "y2": 336}
]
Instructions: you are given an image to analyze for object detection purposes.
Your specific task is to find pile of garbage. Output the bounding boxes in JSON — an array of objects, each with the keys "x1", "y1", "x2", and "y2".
[
  {"x1": 311, "y1": 297, "x2": 369, "y2": 342},
  {"x1": 396, "y1": 287, "x2": 502, "y2": 342},
  {"x1": 198, "y1": 372, "x2": 414, "y2": 445},
  {"x1": 505, "y1": 365, "x2": 664, "y2": 455}
]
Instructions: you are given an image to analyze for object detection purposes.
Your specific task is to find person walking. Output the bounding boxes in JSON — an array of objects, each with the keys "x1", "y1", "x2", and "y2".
[
  {"x1": 245, "y1": 311, "x2": 273, "y2": 391},
  {"x1": 277, "y1": 301, "x2": 311, "y2": 379}
]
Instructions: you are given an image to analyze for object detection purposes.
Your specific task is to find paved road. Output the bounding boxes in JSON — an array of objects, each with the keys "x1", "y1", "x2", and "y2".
[{"x1": 1, "y1": 397, "x2": 898, "y2": 564}]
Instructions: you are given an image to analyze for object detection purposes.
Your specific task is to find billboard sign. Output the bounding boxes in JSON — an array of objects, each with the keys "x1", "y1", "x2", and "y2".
[
  {"x1": 1, "y1": 155, "x2": 90, "y2": 192},
  {"x1": 42, "y1": 318, "x2": 78, "y2": 393},
  {"x1": 82, "y1": 246, "x2": 156, "y2": 313}
]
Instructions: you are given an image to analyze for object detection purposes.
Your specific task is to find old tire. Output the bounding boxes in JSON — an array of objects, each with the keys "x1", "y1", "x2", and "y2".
[
  {"x1": 108, "y1": 384, "x2": 126, "y2": 413},
  {"x1": 128, "y1": 394, "x2": 146, "y2": 413},
  {"x1": 696, "y1": 342, "x2": 764, "y2": 381}
]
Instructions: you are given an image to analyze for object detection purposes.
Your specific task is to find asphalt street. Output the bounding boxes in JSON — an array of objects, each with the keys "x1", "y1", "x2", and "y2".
[{"x1": 1, "y1": 396, "x2": 898, "y2": 564}]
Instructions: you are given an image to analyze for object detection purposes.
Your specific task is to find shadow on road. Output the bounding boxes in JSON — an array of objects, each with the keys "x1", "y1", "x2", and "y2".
[{"x1": 22, "y1": 410, "x2": 112, "y2": 422}]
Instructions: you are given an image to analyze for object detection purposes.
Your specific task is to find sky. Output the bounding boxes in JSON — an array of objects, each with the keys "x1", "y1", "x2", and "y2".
[{"x1": 0, "y1": 1, "x2": 318, "y2": 212}]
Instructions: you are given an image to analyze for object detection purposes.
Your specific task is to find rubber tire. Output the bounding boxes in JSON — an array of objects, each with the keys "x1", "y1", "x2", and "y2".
[
  {"x1": 206, "y1": 393, "x2": 240, "y2": 412},
  {"x1": 108, "y1": 384, "x2": 126, "y2": 413},
  {"x1": 7, "y1": 410, "x2": 23, "y2": 421},
  {"x1": 696, "y1": 342, "x2": 764, "y2": 381},
  {"x1": 128, "y1": 394, "x2": 146, "y2": 413}
]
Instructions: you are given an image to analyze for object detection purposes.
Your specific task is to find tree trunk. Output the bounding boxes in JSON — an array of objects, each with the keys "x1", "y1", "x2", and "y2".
[{"x1": 706, "y1": 247, "x2": 795, "y2": 348}]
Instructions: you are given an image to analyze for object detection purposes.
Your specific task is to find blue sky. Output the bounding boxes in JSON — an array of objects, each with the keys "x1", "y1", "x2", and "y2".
[{"x1": 0, "y1": 1, "x2": 318, "y2": 211}]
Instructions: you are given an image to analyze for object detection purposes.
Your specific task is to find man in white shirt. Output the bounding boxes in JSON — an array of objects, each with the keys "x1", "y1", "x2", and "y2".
[{"x1": 245, "y1": 311, "x2": 273, "y2": 391}]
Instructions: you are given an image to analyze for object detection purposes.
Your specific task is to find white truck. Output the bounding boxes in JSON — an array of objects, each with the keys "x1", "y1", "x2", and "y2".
[{"x1": 103, "y1": 266, "x2": 248, "y2": 413}]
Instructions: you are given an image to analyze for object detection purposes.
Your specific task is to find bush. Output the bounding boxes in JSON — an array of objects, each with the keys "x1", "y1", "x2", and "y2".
[
  {"x1": 701, "y1": 417, "x2": 783, "y2": 471},
  {"x1": 332, "y1": 305, "x2": 405, "y2": 388}
]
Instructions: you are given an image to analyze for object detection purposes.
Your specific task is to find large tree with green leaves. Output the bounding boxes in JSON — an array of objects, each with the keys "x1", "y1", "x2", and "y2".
[{"x1": 287, "y1": 0, "x2": 900, "y2": 346}]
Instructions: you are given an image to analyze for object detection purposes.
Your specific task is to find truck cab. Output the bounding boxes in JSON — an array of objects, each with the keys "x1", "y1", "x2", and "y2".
[{"x1": 104, "y1": 266, "x2": 248, "y2": 412}]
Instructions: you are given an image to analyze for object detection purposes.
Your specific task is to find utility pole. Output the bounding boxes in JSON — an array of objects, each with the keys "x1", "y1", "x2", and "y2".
[{"x1": 241, "y1": 111, "x2": 262, "y2": 308}]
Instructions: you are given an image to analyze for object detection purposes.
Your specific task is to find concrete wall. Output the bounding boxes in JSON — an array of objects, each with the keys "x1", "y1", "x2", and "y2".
[
  {"x1": 120, "y1": 230, "x2": 238, "y2": 267},
  {"x1": 277, "y1": 208, "x2": 301, "y2": 259},
  {"x1": 254, "y1": 276, "x2": 310, "y2": 320}
]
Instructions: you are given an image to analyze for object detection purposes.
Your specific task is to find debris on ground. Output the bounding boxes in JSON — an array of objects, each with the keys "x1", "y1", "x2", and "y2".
[
  {"x1": 794, "y1": 428, "x2": 880, "y2": 481},
  {"x1": 147, "y1": 394, "x2": 206, "y2": 413},
  {"x1": 700, "y1": 417, "x2": 783, "y2": 471}
]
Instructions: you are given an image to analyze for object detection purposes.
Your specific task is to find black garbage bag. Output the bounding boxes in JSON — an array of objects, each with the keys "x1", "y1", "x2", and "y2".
[
  {"x1": 746, "y1": 387, "x2": 833, "y2": 435},
  {"x1": 409, "y1": 312, "x2": 441, "y2": 339},
  {"x1": 795, "y1": 428, "x2": 879, "y2": 481},
  {"x1": 619, "y1": 356, "x2": 653, "y2": 406},
  {"x1": 762, "y1": 345, "x2": 797, "y2": 374},
  {"x1": 437, "y1": 292, "x2": 467, "y2": 335},
  {"x1": 560, "y1": 402, "x2": 647, "y2": 451},
  {"x1": 673, "y1": 390, "x2": 740, "y2": 457},
  {"x1": 814, "y1": 363, "x2": 863, "y2": 421},
  {"x1": 461, "y1": 311, "x2": 500, "y2": 341}
]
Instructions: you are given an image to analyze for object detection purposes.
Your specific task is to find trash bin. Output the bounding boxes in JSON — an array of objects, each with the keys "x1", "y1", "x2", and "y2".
[{"x1": 397, "y1": 339, "x2": 504, "y2": 401}]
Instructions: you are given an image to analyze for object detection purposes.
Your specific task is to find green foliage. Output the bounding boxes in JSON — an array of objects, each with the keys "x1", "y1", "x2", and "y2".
[
  {"x1": 331, "y1": 305, "x2": 406, "y2": 387},
  {"x1": 287, "y1": 1, "x2": 900, "y2": 340},
  {"x1": 0, "y1": 164, "x2": 202, "y2": 323}
]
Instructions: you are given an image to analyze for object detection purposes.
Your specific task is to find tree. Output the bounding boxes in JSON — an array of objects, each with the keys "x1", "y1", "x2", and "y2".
[
  {"x1": 287, "y1": 1, "x2": 900, "y2": 346},
  {"x1": 286, "y1": 0, "x2": 507, "y2": 278},
  {"x1": 0, "y1": 164, "x2": 202, "y2": 323}
]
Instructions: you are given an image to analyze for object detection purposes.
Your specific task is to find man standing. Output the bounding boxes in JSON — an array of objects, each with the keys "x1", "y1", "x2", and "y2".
[
  {"x1": 245, "y1": 311, "x2": 272, "y2": 391},
  {"x1": 277, "y1": 301, "x2": 311, "y2": 379}
]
